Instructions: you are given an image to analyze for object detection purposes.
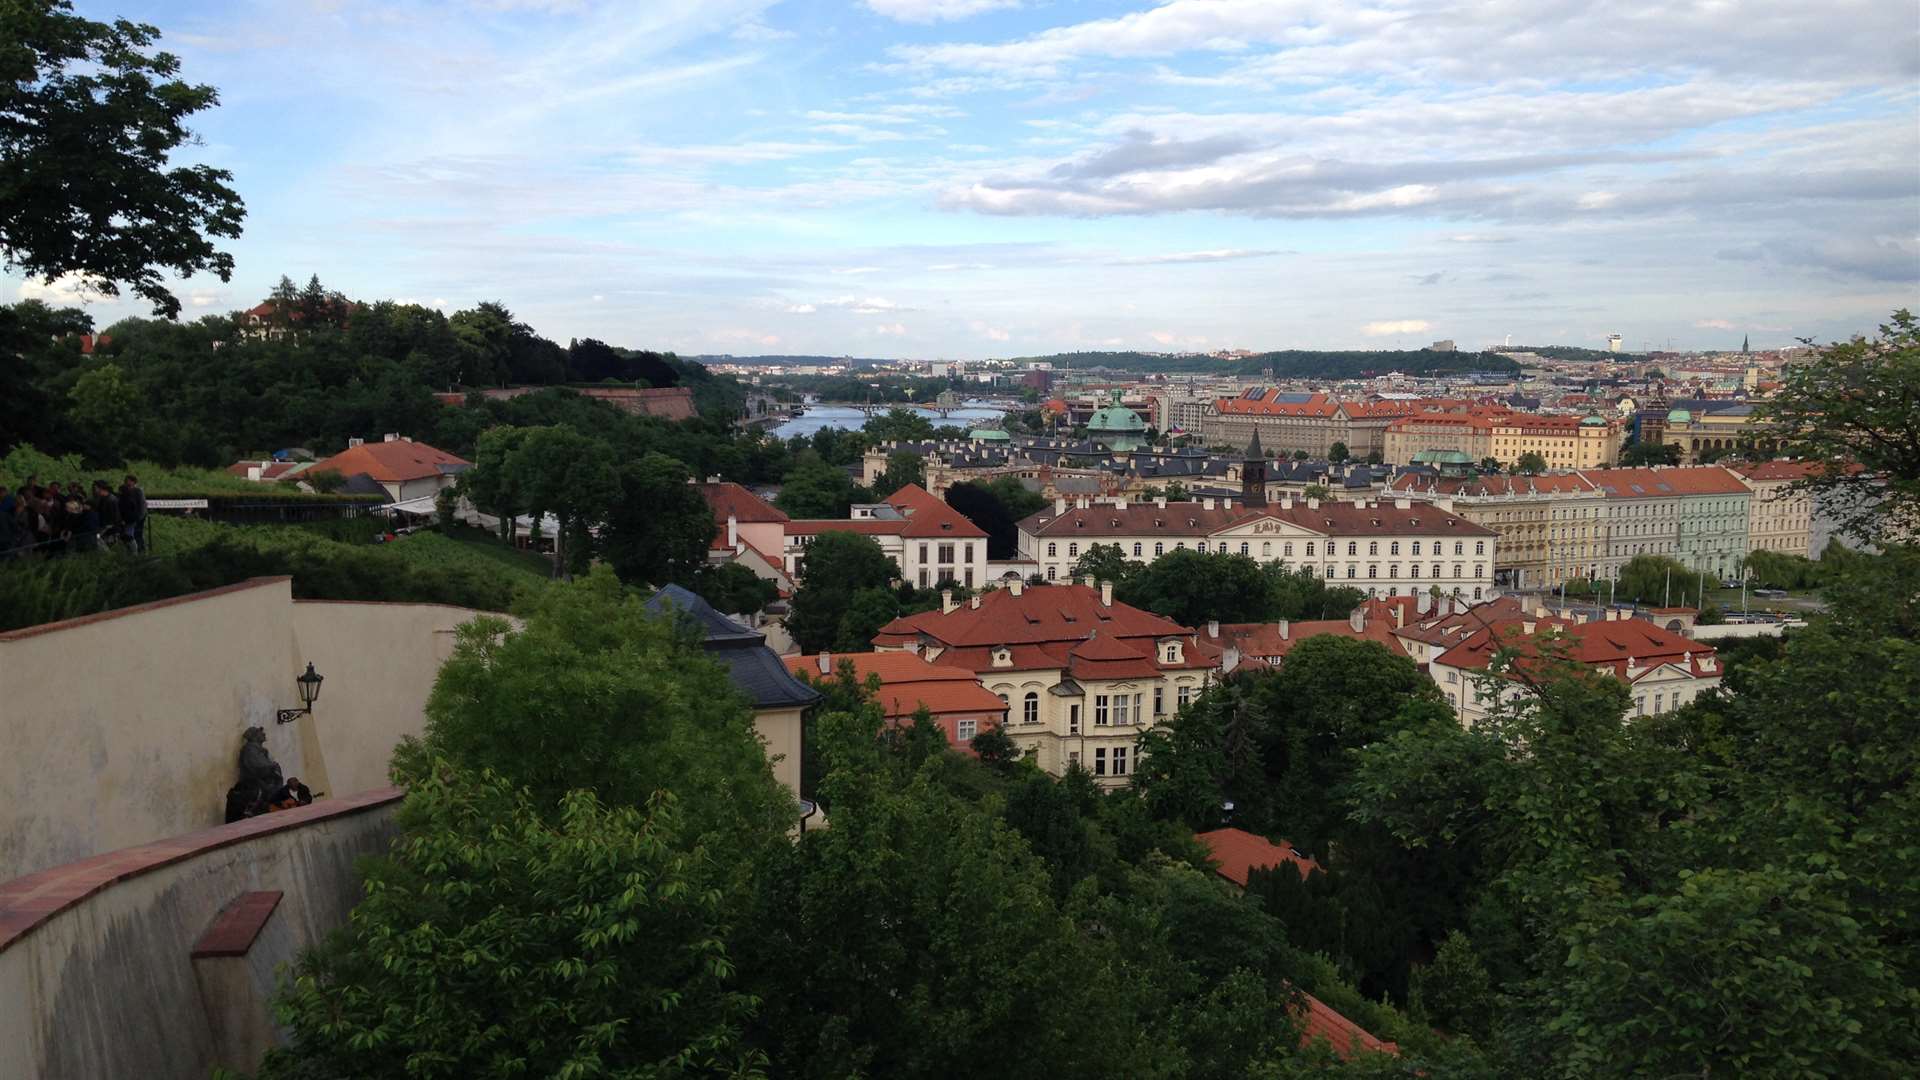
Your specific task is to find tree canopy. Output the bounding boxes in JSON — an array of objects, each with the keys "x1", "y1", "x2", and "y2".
[{"x1": 1, "y1": 1, "x2": 245, "y2": 317}]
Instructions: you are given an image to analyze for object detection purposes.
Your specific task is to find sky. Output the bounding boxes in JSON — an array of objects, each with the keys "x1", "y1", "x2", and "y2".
[{"x1": 15, "y1": 0, "x2": 1920, "y2": 357}]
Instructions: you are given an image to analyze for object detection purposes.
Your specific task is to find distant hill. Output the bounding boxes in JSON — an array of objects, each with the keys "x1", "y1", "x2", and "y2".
[
  {"x1": 1012, "y1": 349, "x2": 1522, "y2": 378},
  {"x1": 689, "y1": 354, "x2": 898, "y2": 367}
]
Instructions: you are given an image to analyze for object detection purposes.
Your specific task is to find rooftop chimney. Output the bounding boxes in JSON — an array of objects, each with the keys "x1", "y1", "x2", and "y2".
[
  {"x1": 1222, "y1": 645, "x2": 1241, "y2": 674},
  {"x1": 1100, "y1": 580, "x2": 1113, "y2": 607},
  {"x1": 1010, "y1": 580, "x2": 1023, "y2": 597},
  {"x1": 1076, "y1": 496, "x2": 1090, "y2": 509},
  {"x1": 1277, "y1": 619, "x2": 1289, "y2": 640},
  {"x1": 1054, "y1": 497, "x2": 1067, "y2": 515},
  {"x1": 817, "y1": 652, "x2": 832, "y2": 675},
  {"x1": 1349, "y1": 607, "x2": 1366, "y2": 633},
  {"x1": 941, "y1": 589, "x2": 957, "y2": 615},
  {"x1": 1207, "y1": 619, "x2": 1220, "y2": 638},
  {"x1": 1395, "y1": 497, "x2": 1410, "y2": 510},
  {"x1": 1155, "y1": 496, "x2": 1167, "y2": 509},
  {"x1": 727, "y1": 513, "x2": 739, "y2": 549},
  {"x1": 1307, "y1": 497, "x2": 1320, "y2": 510},
  {"x1": 1202, "y1": 496, "x2": 1215, "y2": 510},
  {"x1": 1522, "y1": 620, "x2": 1536, "y2": 635}
]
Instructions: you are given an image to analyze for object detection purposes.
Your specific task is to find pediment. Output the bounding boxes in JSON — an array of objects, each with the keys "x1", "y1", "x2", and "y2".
[{"x1": 1210, "y1": 515, "x2": 1322, "y2": 539}]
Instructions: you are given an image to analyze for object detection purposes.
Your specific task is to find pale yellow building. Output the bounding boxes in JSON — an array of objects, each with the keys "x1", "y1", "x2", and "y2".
[
  {"x1": 1488, "y1": 414, "x2": 1622, "y2": 470},
  {"x1": 1392, "y1": 473, "x2": 1607, "y2": 589},
  {"x1": 1731, "y1": 460, "x2": 1818, "y2": 558}
]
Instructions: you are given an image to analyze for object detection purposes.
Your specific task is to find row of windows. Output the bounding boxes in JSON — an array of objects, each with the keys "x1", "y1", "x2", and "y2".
[
  {"x1": 997, "y1": 685, "x2": 1197, "y2": 729},
  {"x1": 1043, "y1": 538, "x2": 1485, "y2": 558},
  {"x1": 1067, "y1": 746, "x2": 1132, "y2": 777}
]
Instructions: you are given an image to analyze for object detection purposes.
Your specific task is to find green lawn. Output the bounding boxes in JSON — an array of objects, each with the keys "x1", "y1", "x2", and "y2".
[{"x1": 384, "y1": 525, "x2": 554, "y2": 588}]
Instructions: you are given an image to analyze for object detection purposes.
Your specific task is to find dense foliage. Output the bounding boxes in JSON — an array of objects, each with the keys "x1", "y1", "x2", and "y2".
[
  {"x1": 1, "y1": 1, "x2": 244, "y2": 316},
  {"x1": 1073, "y1": 545, "x2": 1366, "y2": 627}
]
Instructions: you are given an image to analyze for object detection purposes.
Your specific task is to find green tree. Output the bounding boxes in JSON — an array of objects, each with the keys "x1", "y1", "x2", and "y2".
[
  {"x1": 508, "y1": 425, "x2": 619, "y2": 579},
  {"x1": 1118, "y1": 548, "x2": 1273, "y2": 626},
  {"x1": 1303, "y1": 483, "x2": 1331, "y2": 500},
  {"x1": 945, "y1": 478, "x2": 1042, "y2": 559},
  {"x1": 773, "y1": 458, "x2": 862, "y2": 519},
  {"x1": 1071, "y1": 541, "x2": 1137, "y2": 585},
  {"x1": 255, "y1": 767, "x2": 766, "y2": 1080},
  {"x1": 1759, "y1": 310, "x2": 1920, "y2": 542},
  {"x1": 408, "y1": 570, "x2": 794, "y2": 850},
  {"x1": 786, "y1": 531, "x2": 898, "y2": 653},
  {"x1": 67, "y1": 361, "x2": 141, "y2": 453},
  {"x1": 1328, "y1": 441, "x2": 1350, "y2": 463},
  {"x1": 872, "y1": 449, "x2": 925, "y2": 494},
  {"x1": 601, "y1": 451, "x2": 712, "y2": 587},
  {"x1": 461, "y1": 425, "x2": 531, "y2": 542},
  {"x1": 1620, "y1": 439, "x2": 1681, "y2": 467},
  {"x1": 862, "y1": 407, "x2": 935, "y2": 443},
  {"x1": 1162, "y1": 480, "x2": 1190, "y2": 501},
  {"x1": 1616, "y1": 553, "x2": 1703, "y2": 607},
  {"x1": 1, "y1": 1, "x2": 245, "y2": 317},
  {"x1": 1515, "y1": 451, "x2": 1548, "y2": 475},
  {"x1": 689, "y1": 562, "x2": 778, "y2": 618},
  {"x1": 1408, "y1": 930, "x2": 1494, "y2": 1042}
]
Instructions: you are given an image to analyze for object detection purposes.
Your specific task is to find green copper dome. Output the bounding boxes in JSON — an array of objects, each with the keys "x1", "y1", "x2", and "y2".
[
  {"x1": 1666, "y1": 408, "x2": 1692, "y2": 423},
  {"x1": 1086, "y1": 390, "x2": 1148, "y2": 451}
]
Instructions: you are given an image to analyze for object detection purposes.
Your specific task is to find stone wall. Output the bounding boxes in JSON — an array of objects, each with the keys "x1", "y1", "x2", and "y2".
[
  {"x1": 0, "y1": 577, "x2": 484, "y2": 881},
  {"x1": 0, "y1": 790, "x2": 403, "y2": 1080}
]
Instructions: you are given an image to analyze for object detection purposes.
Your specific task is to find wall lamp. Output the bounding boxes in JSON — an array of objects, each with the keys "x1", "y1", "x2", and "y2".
[{"x1": 276, "y1": 662, "x2": 325, "y2": 724}]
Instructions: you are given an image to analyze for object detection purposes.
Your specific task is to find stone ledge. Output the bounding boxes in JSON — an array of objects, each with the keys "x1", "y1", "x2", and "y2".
[
  {"x1": 0, "y1": 786, "x2": 402, "y2": 954},
  {"x1": 192, "y1": 891, "x2": 285, "y2": 959}
]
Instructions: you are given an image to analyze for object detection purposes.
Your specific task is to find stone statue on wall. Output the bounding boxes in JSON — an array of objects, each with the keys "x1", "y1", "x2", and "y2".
[{"x1": 225, "y1": 726, "x2": 285, "y2": 823}]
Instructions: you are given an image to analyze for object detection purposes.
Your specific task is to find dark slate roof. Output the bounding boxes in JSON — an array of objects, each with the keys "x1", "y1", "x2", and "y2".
[{"x1": 646, "y1": 585, "x2": 821, "y2": 709}]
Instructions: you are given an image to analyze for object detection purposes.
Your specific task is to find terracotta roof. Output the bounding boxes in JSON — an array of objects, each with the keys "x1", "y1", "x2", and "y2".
[
  {"x1": 1207, "y1": 615, "x2": 1408, "y2": 662},
  {"x1": 1196, "y1": 827, "x2": 1322, "y2": 886},
  {"x1": 1575, "y1": 466, "x2": 1749, "y2": 498},
  {"x1": 1022, "y1": 499, "x2": 1497, "y2": 539},
  {"x1": 1729, "y1": 459, "x2": 1825, "y2": 482},
  {"x1": 1296, "y1": 991, "x2": 1399, "y2": 1059},
  {"x1": 875, "y1": 583, "x2": 1191, "y2": 649},
  {"x1": 700, "y1": 481, "x2": 787, "y2": 550},
  {"x1": 1385, "y1": 412, "x2": 1502, "y2": 432},
  {"x1": 783, "y1": 651, "x2": 1008, "y2": 719},
  {"x1": 788, "y1": 485, "x2": 987, "y2": 541},
  {"x1": 308, "y1": 440, "x2": 470, "y2": 483},
  {"x1": 1432, "y1": 614, "x2": 1720, "y2": 682},
  {"x1": 225, "y1": 461, "x2": 303, "y2": 481},
  {"x1": 1391, "y1": 473, "x2": 1600, "y2": 497}
]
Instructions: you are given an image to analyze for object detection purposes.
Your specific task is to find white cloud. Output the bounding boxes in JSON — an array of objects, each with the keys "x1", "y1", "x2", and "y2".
[
  {"x1": 1695, "y1": 318, "x2": 1736, "y2": 330},
  {"x1": 866, "y1": 0, "x2": 1022, "y2": 25},
  {"x1": 872, "y1": 322, "x2": 909, "y2": 336},
  {"x1": 785, "y1": 302, "x2": 818, "y2": 314},
  {"x1": 1110, "y1": 248, "x2": 1284, "y2": 265},
  {"x1": 1361, "y1": 319, "x2": 1432, "y2": 336},
  {"x1": 970, "y1": 320, "x2": 1011, "y2": 341},
  {"x1": 18, "y1": 275, "x2": 102, "y2": 305}
]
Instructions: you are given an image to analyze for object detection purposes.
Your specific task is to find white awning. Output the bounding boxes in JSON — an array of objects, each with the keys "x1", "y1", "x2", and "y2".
[{"x1": 381, "y1": 495, "x2": 441, "y2": 516}]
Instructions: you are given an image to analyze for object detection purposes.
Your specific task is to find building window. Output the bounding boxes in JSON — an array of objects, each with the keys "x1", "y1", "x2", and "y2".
[
  {"x1": 939, "y1": 543, "x2": 954, "y2": 564},
  {"x1": 1113, "y1": 694, "x2": 1132, "y2": 726},
  {"x1": 1284, "y1": 542, "x2": 1294, "y2": 557},
  {"x1": 1347, "y1": 566, "x2": 1356, "y2": 578},
  {"x1": 1654, "y1": 692, "x2": 1664, "y2": 713},
  {"x1": 1390, "y1": 563, "x2": 1400, "y2": 578},
  {"x1": 918, "y1": 569, "x2": 929, "y2": 587},
  {"x1": 1068, "y1": 542, "x2": 1078, "y2": 557},
  {"x1": 996, "y1": 693, "x2": 1008, "y2": 708},
  {"x1": 1431, "y1": 563, "x2": 1442, "y2": 578},
  {"x1": 1155, "y1": 542, "x2": 1164, "y2": 555},
  {"x1": 1262, "y1": 542, "x2": 1272, "y2": 556},
  {"x1": 1325, "y1": 565, "x2": 1336, "y2": 578},
  {"x1": 1368, "y1": 541, "x2": 1378, "y2": 555},
  {"x1": 1133, "y1": 542, "x2": 1143, "y2": 556},
  {"x1": 1454, "y1": 542, "x2": 1464, "y2": 555},
  {"x1": 1240, "y1": 542, "x2": 1250, "y2": 555},
  {"x1": 957, "y1": 719, "x2": 977, "y2": 742},
  {"x1": 1068, "y1": 750, "x2": 1080, "y2": 769},
  {"x1": 1475, "y1": 541, "x2": 1486, "y2": 555},
  {"x1": 1047, "y1": 566, "x2": 1057, "y2": 580},
  {"x1": 1473, "y1": 587, "x2": 1483, "y2": 600},
  {"x1": 1113, "y1": 746, "x2": 1129, "y2": 776},
  {"x1": 1411, "y1": 541, "x2": 1421, "y2": 555},
  {"x1": 1474, "y1": 563, "x2": 1483, "y2": 578},
  {"x1": 1069, "y1": 704, "x2": 1080, "y2": 734},
  {"x1": 1368, "y1": 564, "x2": 1378, "y2": 578},
  {"x1": 1453, "y1": 564, "x2": 1463, "y2": 578},
  {"x1": 1023, "y1": 692, "x2": 1039, "y2": 725},
  {"x1": 1347, "y1": 541, "x2": 1358, "y2": 556},
  {"x1": 1154, "y1": 686, "x2": 1164, "y2": 715},
  {"x1": 1177, "y1": 685, "x2": 1192, "y2": 707},
  {"x1": 1094, "y1": 747, "x2": 1108, "y2": 776},
  {"x1": 1047, "y1": 542, "x2": 1056, "y2": 557},
  {"x1": 918, "y1": 542, "x2": 929, "y2": 563},
  {"x1": 1305, "y1": 542, "x2": 1315, "y2": 557},
  {"x1": 1390, "y1": 541, "x2": 1400, "y2": 555},
  {"x1": 1095, "y1": 695, "x2": 1110, "y2": 725}
]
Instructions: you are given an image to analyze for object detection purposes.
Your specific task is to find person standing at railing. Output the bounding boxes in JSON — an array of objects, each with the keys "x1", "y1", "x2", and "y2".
[
  {"x1": 67, "y1": 496, "x2": 100, "y2": 554},
  {"x1": 92, "y1": 480, "x2": 123, "y2": 549},
  {"x1": 119, "y1": 475, "x2": 147, "y2": 553}
]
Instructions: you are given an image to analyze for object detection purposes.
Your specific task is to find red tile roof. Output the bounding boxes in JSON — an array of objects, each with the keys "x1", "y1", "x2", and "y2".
[
  {"x1": 876, "y1": 583, "x2": 1190, "y2": 649},
  {"x1": 1207, "y1": 615, "x2": 1408, "y2": 662},
  {"x1": 1296, "y1": 990, "x2": 1399, "y2": 1059},
  {"x1": 1196, "y1": 827, "x2": 1322, "y2": 885},
  {"x1": 308, "y1": 440, "x2": 469, "y2": 483},
  {"x1": 1576, "y1": 466, "x2": 1749, "y2": 497},
  {"x1": 788, "y1": 485, "x2": 987, "y2": 541},
  {"x1": 1432, "y1": 614, "x2": 1720, "y2": 682},
  {"x1": 1730, "y1": 459, "x2": 1826, "y2": 482},
  {"x1": 1391, "y1": 473, "x2": 1600, "y2": 497},
  {"x1": 783, "y1": 651, "x2": 1009, "y2": 719},
  {"x1": 225, "y1": 461, "x2": 303, "y2": 481}
]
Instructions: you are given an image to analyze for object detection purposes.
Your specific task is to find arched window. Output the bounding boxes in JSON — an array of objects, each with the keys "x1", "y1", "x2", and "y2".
[
  {"x1": 1475, "y1": 541, "x2": 1485, "y2": 555},
  {"x1": 1155, "y1": 542, "x2": 1164, "y2": 555},
  {"x1": 1240, "y1": 542, "x2": 1249, "y2": 555},
  {"x1": 1068, "y1": 543, "x2": 1078, "y2": 557},
  {"x1": 1390, "y1": 541, "x2": 1400, "y2": 555},
  {"x1": 1023, "y1": 692, "x2": 1039, "y2": 725},
  {"x1": 1368, "y1": 541, "x2": 1378, "y2": 556},
  {"x1": 1047, "y1": 542, "x2": 1056, "y2": 557},
  {"x1": 1132, "y1": 542, "x2": 1142, "y2": 556},
  {"x1": 1347, "y1": 541, "x2": 1358, "y2": 556},
  {"x1": 1046, "y1": 566, "x2": 1057, "y2": 580},
  {"x1": 1262, "y1": 542, "x2": 1272, "y2": 556}
]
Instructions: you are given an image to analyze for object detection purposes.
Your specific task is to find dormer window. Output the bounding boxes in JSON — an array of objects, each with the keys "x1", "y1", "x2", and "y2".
[{"x1": 992, "y1": 647, "x2": 1012, "y2": 667}]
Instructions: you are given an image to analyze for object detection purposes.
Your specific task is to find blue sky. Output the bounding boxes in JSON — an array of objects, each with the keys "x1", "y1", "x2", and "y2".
[{"x1": 17, "y1": 0, "x2": 1919, "y2": 357}]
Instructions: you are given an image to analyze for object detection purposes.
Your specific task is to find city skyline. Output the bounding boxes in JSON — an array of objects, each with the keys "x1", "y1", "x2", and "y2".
[{"x1": 8, "y1": 0, "x2": 1917, "y2": 357}]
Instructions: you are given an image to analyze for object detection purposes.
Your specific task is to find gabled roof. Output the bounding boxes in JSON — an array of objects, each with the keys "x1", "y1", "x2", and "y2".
[
  {"x1": 787, "y1": 485, "x2": 987, "y2": 541},
  {"x1": 874, "y1": 583, "x2": 1191, "y2": 650},
  {"x1": 1196, "y1": 827, "x2": 1321, "y2": 885},
  {"x1": 782, "y1": 651, "x2": 1008, "y2": 719},
  {"x1": 1431, "y1": 613, "x2": 1720, "y2": 683},
  {"x1": 1207, "y1": 616, "x2": 1408, "y2": 662},
  {"x1": 1729, "y1": 459, "x2": 1825, "y2": 483},
  {"x1": 1575, "y1": 466, "x2": 1750, "y2": 498},
  {"x1": 646, "y1": 585, "x2": 820, "y2": 710},
  {"x1": 308, "y1": 440, "x2": 470, "y2": 484}
]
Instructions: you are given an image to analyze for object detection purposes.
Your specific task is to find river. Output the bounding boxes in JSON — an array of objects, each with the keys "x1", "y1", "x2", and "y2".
[{"x1": 771, "y1": 403, "x2": 1007, "y2": 439}]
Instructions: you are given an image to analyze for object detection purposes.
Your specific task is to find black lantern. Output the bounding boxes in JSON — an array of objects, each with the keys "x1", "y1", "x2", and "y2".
[{"x1": 277, "y1": 663, "x2": 325, "y2": 724}]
